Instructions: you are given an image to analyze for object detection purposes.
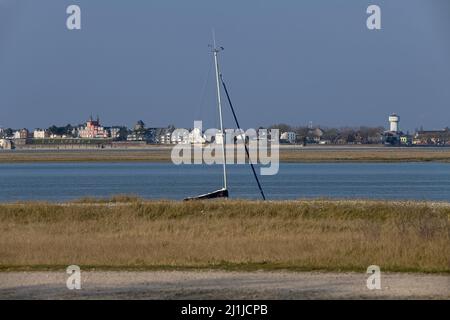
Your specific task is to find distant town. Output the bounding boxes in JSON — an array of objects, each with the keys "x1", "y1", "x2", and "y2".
[{"x1": 0, "y1": 114, "x2": 449, "y2": 150}]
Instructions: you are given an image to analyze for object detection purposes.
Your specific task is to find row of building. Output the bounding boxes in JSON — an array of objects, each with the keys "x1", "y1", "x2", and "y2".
[
  {"x1": 1, "y1": 116, "x2": 265, "y2": 146},
  {"x1": 278, "y1": 114, "x2": 450, "y2": 146},
  {"x1": 1, "y1": 117, "x2": 175, "y2": 144},
  {"x1": 382, "y1": 114, "x2": 449, "y2": 146},
  {"x1": 1, "y1": 114, "x2": 449, "y2": 149}
]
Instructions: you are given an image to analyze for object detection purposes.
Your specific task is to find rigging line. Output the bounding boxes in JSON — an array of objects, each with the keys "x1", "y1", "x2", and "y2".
[
  {"x1": 220, "y1": 74, "x2": 266, "y2": 201},
  {"x1": 195, "y1": 58, "x2": 213, "y2": 123}
]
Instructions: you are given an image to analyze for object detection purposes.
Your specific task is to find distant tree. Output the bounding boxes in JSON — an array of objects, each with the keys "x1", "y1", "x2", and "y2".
[
  {"x1": 338, "y1": 127, "x2": 356, "y2": 144},
  {"x1": 3, "y1": 128, "x2": 13, "y2": 137},
  {"x1": 347, "y1": 133, "x2": 356, "y2": 143},
  {"x1": 48, "y1": 125, "x2": 59, "y2": 135},
  {"x1": 64, "y1": 124, "x2": 76, "y2": 137},
  {"x1": 134, "y1": 120, "x2": 145, "y2": 132},
  {"x1": 292, "y1": 126, "x2": 309, "y2": 145},
  {"x1": 293, "y1": 126, "x2": 309, "y2": 137},
  {"x1": 48, "y1": 125, "x2": 73, "y2": 136},
  {"x1": 269, "y1": 123, "x2": 292, "y2": 133},
  {"x1": 322, "y1": 128, "x2": 339, "y2": 143},
  {"x1": 119, "y1": 127, "x2": 128, "y2": 141}
]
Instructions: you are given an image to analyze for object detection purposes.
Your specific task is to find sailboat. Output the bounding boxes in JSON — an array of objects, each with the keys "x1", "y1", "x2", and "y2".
[{"x1": 184, "y1": 38, "x2": 265, "y2": 201}]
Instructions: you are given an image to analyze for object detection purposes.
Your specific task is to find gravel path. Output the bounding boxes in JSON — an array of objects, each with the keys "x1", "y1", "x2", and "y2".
[{"x1": 0, "y1": 271, "x2": 448, "y2": 300}]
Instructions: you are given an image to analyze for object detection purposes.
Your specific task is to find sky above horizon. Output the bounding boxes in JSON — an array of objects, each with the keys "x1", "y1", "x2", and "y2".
[{"x1": 1, "y1": 0, "x2": 449, "y2": 132}]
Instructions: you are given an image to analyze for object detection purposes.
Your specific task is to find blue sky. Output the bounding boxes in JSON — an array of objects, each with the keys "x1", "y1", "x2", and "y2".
[{"x1": 1, "y1": 0, "x2": 449, "y2": 131}]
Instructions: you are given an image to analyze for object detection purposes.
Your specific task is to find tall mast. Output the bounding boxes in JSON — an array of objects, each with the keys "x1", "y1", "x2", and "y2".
[{"x1": 212, "y1": 34, "x2": 227, "y2": 190}]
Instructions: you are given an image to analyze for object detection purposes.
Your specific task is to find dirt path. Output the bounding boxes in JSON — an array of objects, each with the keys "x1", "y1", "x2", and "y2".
[{"x1": 0, "y1": 271, "x2": 448, "y2": 300}]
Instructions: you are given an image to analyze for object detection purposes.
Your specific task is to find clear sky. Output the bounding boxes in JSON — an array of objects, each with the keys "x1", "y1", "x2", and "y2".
[{"x1": 1, "y1": 0, "x2": 449, "y2": 132}]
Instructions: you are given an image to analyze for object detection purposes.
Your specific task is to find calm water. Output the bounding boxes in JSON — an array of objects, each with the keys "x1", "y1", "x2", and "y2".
[{"x1": 0, "y1": 162, "x2": 449, "y2": 202}]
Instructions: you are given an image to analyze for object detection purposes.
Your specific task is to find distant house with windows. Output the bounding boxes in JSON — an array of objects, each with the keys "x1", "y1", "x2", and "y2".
[
  {"x1": 413, "y1": 128, "x2": 450, "y2": 146},
  {"x1": 153, "y1": 127, "x2": 175, "y2": 144},
  {"x1": 33, "y1": 129, "x2": 49, "y2": 139},
  {"x1": 303, "y1": 127, "x2": 324, "y2": 144},
  {"x1": 280, "y1": 131, "x2": 297, "y2": 144},
  {"x1": 127, "y1": 120, "x2": 153, "y2": 142},
  {"x1": 13, "y1": 129, "x2": 29, "y2": 139},
  {"x1": 78, "y1": 116, "x2": 109, "y2": 139},
  {"x1": 158, "y1": 129, "x2": 173, "y2": 144},
  {"x1": 108, "y1": 126, "x2": 128, "y2": 141}
]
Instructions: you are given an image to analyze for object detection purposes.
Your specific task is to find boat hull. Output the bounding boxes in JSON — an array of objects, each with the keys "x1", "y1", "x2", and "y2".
[{"x1": 184, "y1": 188, "x2": 229, "y2": 201}]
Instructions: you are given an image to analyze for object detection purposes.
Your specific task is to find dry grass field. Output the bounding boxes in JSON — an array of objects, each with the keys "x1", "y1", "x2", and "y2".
[
  {"x1": 0, "y1": 146, "x2": 450, "y2": 163},
  {"x1": 0, "y1": 199, "x2": 448, "y2": 273}
]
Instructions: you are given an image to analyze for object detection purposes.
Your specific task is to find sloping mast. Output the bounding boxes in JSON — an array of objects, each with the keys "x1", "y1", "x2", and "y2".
[
  {"x1": 183, "y1": 34, "x2": 229, "y2": 201},
  {"x1": 186, "y1": 34, "x2": 266, "y2": 201},
  {"x1": 212, "y1": 33, "x2": 227, "y2": 190}
]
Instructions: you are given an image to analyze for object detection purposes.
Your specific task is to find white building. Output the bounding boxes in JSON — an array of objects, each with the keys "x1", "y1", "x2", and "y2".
[
  {"x1": 280, "y1": 131, "x2": 297, "y2": 143},
  {"x1": 0, "y1": 139, "x2": 12, "y2": 150},
  {"x1": 389, "y1": 114, "x2": 400, "y2": 133},
  {"x1": 13, "y1": 129, "x2": 29, "y2": 139},
  {"x1": 188, "y1": 127, "x2": 205, "y2": 144},
  {"x1": 33, "y1": 129, "x2": 48, "y2": 139},
  {"x1": 214, "y1": 131, "x2": 224, "y2": 145},
  {"x1": 160, "y1": 132, "x2": 172, "y2": 144},
  {"x1": 108, "y1": 126, "x2": 128, "y2": 140}
]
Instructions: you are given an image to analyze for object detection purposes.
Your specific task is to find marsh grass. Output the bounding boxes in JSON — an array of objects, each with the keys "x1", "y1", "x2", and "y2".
[
  {"x1": 72, "y1": 194, "x2": 142, "y2": 204},
  {"x1": 0, "y1": 200, "x2": 448, "y2": 272}
]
